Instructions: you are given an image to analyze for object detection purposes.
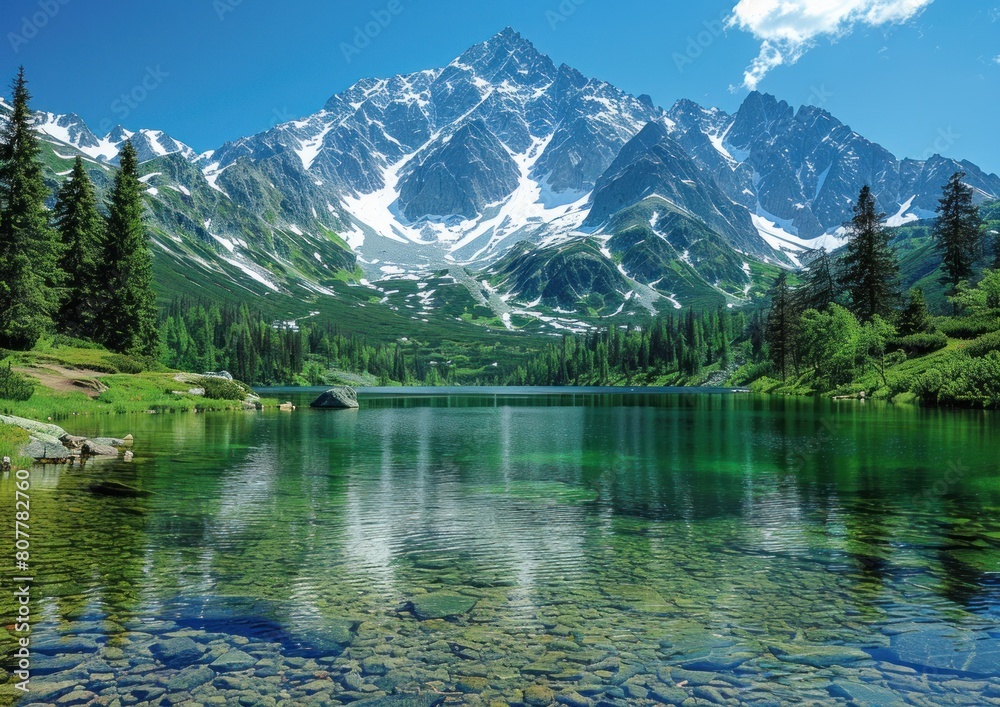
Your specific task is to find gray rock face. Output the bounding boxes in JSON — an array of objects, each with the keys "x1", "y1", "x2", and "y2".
[
  {"x1": 398, "y1": 120, "x2": 520, "y2": 221},
  {"x1": 202, "y1": 370, "x2": 234, "y2": 380},
  {"x1": 91, "y1": 437, "x2": 126, "y2": 447},
  {"x1": 310, "y1": 387, "x2": 359, "y2": 409},
  {"x1": 667, "y1": 91, "x2": 1000, "y2": 239},
  {"x1": 24, "y1": 438, "x2": 70, "y2": 460},
  {"x1": 82, "y1": 441, "x2": 119, "y2": 457},
  {"x1": 585, "y1": 121, "x2": 767, "y2": 258}
]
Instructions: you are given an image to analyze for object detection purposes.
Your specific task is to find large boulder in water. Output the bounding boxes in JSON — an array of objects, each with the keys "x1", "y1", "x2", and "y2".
[
  {"x1": 311, "y1": 387, "x2": 359, "y2": 409},
  {"x1": 24, "y1": 437, "x2": 70, "y2": 461}
]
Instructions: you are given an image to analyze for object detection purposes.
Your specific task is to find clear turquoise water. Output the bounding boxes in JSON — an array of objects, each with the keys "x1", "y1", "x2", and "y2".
[{"x1": 2, "y1": 390, "x2": 999, "y2": 705}]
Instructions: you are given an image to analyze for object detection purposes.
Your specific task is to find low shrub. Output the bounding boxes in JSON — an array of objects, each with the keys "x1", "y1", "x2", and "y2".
[
  {"x1": 201, "y1": 376, "x2": 249, "y2": 401},
  {"x1": 730, "y1": 360, "x2": 772, "y2": 386},
  {"x1": 936, "y1": 315, "x2": 1000, "y2": 339},
  {"x1": 748, "y1": 376, "x2": 782, "y2": 394},
  {"x1": 49, "y1": 335, "x2": 104, "y2": 350},
  {"x1": 965, "y1": 331, "x2": 1000, "y2": 358},
  {"x1": 939, "y1": 352, "x2": 1000, "y2": 408},
  {"x1": 912, "y1": 368, "x2": 946, "y2": 405},
  {"x1": 892, "y1": 332, "x2": 948, "y2": 356},
  {"x1": 105, "y1": 353, "x2": 157, "y2": 374},
  {"x1": 0, "y1": 363, "x2": 34, "y2": 401}
]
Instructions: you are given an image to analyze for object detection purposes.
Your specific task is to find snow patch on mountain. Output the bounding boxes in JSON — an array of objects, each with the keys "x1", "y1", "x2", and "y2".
[
  {"x1": 752, "y1": 210, "x2": 847, "y2": 260},
  {"x1": 343, "y1": 134, "x2": 593, "y2": 266}
]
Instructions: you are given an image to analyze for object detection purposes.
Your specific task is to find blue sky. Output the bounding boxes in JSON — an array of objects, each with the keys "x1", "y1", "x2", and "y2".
[{"x1": 2, "y1": 0, "x2": 998, "y2": 171}]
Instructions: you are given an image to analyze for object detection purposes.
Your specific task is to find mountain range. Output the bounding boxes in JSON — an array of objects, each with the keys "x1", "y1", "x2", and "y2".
[{"x1": 4, "y1": 28, "x2": 999, "y2": 331}]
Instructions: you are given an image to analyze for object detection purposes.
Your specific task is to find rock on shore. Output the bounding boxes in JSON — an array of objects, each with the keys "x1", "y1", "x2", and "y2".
[{"x1": 310, "y1": 387, "x2": 360, "y2": 409}]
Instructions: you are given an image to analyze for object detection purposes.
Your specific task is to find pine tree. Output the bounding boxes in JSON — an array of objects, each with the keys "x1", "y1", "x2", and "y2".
[
  {"x1": 54, "y1": 157, "x2": 105, "y2": 337},
  {"x1": 839, "y1": 185, "x2": 899, "y2": 322},
  {"x1": 766, "y1": 272, "x2": 799, "y2": 380},
  {"x1": 796, "y1": 250, "x2": 838, "y2": 311},
  {"x1": 898, "y1": 288, "x2": 932, "y2": 336},
  {"x1": 933, "y1": 172, "x2": 983, "y2": 296},
  {"x1": 992, "y1": 231, "x2": 1000, "y2": 271},
  {"x1": 0, "y1": 68, "x2": 61, "y2": 350},
  {"x1": 99, "y1": 140, "x2": 159, "y2": 357}
]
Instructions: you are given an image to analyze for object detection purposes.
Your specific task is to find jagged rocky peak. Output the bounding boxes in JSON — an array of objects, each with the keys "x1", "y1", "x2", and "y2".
[
  {"x1": 455, "y1": 28, "x2": 556, "y2": 80},
  {"x1": 726, "y1": 91, "x2": 794, "y2": 149},
  {"x1": 584, "y1": 119, "x2": 771, "y2": 258}
]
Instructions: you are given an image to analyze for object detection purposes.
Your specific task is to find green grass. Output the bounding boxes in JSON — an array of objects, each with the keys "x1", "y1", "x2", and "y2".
[
  {"x1": 0, "y1": 371, "x2": 272, "y2": 420},
  {"x1": 0, "y1": 423, "x2": 32, "y2": 469},
  {"x1": 0, "y1": 345, "x2": 276, "y2": 421}
]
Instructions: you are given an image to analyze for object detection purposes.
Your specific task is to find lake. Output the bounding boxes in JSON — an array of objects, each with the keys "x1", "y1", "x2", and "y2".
[{"x1": 2, "y1": 389, "x2": 999, "y2": 706}]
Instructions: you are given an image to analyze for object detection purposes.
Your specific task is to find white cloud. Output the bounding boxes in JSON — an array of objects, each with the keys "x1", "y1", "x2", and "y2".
[
  {"x1": 994, "y1": 55, "x2": 1000, "y2": 65},
  {"x1": 727, "y1": 0, "x2": 935, "y2": 89}
]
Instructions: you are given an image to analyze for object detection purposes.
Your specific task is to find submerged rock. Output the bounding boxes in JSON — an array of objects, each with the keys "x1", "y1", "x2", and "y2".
[
  {"x1": 827, "y1": 680, "x2": 906, "y2": 705},
  {"x1": 88, "y1": 481, "x2": 151, "y2": 498},
  {"x1": 211, "y1": 649, "x2": 257, "y2": 671},
  {"x1": 886, "y1": 625, "x2": 1000, "y2": 677},
  {"x1": 769, "y1": 643, "x2": 870, "y2": 668},
  {"x1": 409, "y1": 592, "x2": 477, "y2": 620},
  {"x1": 150, "y1": 636, "x2": 205, "y2": 668},
  {"x1": 311, "y1": 387, "x2": 359, "y2": 409},
  {"x1": 166, "y1": 665, "x2": 215, "y2": 691},
  {"x1": 351, "y1": 695, "x2": 445, "y2": 707}
]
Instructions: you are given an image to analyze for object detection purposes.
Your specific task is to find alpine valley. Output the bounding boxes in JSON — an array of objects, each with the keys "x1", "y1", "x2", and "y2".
[{"x1": 5, "y1": 28, "x2": 1000, "y2": 339}]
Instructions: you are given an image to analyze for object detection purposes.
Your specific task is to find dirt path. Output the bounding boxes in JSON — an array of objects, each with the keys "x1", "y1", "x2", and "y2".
[{"x1": 16, "y1": 364, "x2": 109, "y2": 398}]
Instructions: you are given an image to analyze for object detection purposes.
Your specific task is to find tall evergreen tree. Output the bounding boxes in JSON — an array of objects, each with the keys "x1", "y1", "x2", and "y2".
[
  {"x1": 992, "y1": 231, "x2": 1000, "y2": 271},
  {"x1": 933, "y1": 172, "x2": 983, "y2": 295},
  {"x1": 54, "y1": 157, "x2": 105, "y2": 337},
  {"x1": 796, "y1": 250, "x2": 839, "y2": 311},
  {"x1": 839, "y1": 185, "x2": 899, "y2": 322},
  {"x1": 898, "y1": 288, "x2": 932, "y2": 336},
  {"x1": 100, "y1": 140, "x2": 159, "y2": 356},
  {"x1": 0, "y1": 68, "x2": 61, "y2": 350},
  {"x1": 766, "y1": 272, "x2": 799, "y2": 380}
]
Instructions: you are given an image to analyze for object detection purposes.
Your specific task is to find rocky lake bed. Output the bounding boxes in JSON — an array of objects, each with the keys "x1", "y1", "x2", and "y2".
[{"x1": 2, "y1": 392, "x2": 998, "y2": 705}]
